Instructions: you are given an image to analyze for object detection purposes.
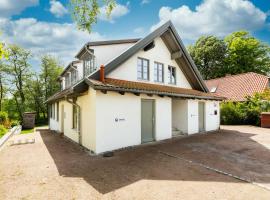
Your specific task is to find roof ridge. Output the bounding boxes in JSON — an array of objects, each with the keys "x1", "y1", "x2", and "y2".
[{"x1": 206, "y1": 72, "x2": 269, "y2": 82}]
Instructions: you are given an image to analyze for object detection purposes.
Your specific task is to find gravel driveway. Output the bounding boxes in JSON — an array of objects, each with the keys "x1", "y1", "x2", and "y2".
[{"x1": 0, "y1": 126, "x2": 270, "y2": 199}]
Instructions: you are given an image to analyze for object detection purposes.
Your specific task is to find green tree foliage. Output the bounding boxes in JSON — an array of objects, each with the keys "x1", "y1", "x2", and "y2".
[
  {"x1": 5, "y1": 45, "x2": 32, "y2": 120},
  {"x1": 221, "y1": 90, "x2": 270, "y2": 126},
  {"x1": 188, "y1": 36, "x2": 227, "y2": 79},
  {"x1": 224, "y1": 31, "x2": 270, "y2": 75},
  {"x1": 189, "y1": 31, "x2": 270, "y2": 80},
  {"x1": 69, "y1": 0, "x2": 116, "y2": 33},
  {"x1": 0, "y1": 45, "x2": 63, "y2": 124},
  {"x1": 40, "y1": 55, "x2": 63, "y2": 101}
]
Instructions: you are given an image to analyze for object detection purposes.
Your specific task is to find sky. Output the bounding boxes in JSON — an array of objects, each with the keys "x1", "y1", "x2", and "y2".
[{"x1": 0, "y1": 0, "x2": 269, "y2": 69}]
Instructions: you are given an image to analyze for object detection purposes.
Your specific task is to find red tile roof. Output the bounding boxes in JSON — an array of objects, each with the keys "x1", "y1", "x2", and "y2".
[
  {"x1": 90, "y1": 78, "x2": 225, "y2": 100},
  {"x1": 205, "y1": 72, "x2": 269, "y2": 101}
]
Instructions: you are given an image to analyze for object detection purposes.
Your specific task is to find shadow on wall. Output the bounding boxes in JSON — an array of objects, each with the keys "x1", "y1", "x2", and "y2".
[{"x1": 38, "y1": 128, "x2": 270, "y2": 194}]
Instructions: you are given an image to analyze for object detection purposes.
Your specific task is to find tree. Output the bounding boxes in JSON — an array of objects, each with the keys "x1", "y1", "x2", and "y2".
[
  {"x1": 5, "y1": 45, "x2": 32, "y2": 120},
  {"x1": 39, "y1": 55, "x2": 63, "y2": 120},
  {"x1": 69, "y1": 0, "x2": 116, "y2": 33},
  {"x1": 40, "y1": 55, "x2": 63, "y2": 101},
  {"x1": 0, "y1": 43, "x2": 8, "y2": 60},
  {"x1": 224, "y1": 31, "x2": 270, "y2": 75},
  {"x1": 188, "y1": 36, "x2": 227, "y2": 80},
  {"x1": 0, "y1": 61, "x2": 7, "y2": 111}
]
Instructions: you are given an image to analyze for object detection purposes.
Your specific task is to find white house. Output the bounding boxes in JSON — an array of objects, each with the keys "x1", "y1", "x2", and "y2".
[{"x1": 46, "y1": 21, "x2": 224, "y2": 154}]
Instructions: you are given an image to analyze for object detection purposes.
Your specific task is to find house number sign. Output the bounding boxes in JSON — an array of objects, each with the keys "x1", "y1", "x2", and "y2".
[{"x1": 115, "y1": 118, "x2": 126, "y2": 122}]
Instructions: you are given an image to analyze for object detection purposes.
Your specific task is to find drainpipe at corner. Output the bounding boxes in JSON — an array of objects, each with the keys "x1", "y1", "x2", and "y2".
[{"x1": 65, "y1": 96, "x2": 82, "y2": 145}]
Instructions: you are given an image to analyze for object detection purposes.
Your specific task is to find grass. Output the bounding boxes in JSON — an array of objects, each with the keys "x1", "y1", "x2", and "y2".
[{"x1": 21, "y1": 128, "x2": 35, "y2": 134}]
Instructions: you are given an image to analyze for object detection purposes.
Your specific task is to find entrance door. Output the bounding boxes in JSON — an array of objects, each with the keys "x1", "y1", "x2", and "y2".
[
  {"x1": 198, "y1": 102, "x2": 205, "y2": 132},
  {"x1": 141, "y1": 99, "x2": 155, "y2": 143},
  {"x1": 61, "y1": 104, "x2": 64, "y2": 133}
]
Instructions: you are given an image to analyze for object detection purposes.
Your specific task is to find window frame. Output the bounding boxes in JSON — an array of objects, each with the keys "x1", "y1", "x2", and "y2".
[
  {"x1": 83, "y1": 56, "x2": 96, "y2": 77},
  {"x1": 168, "y1": 65, "x2": 177, "y2": 85},
  {"x1": 56, "y1": 102, "x2": 59, "y2": 121},
  {"x1": 72, "y1": 99, "x2": 78, "y2": 130},
  {"x1": 137, "y1": 57, "x2": 150, "y2": 81},
  {"x1": 154, "y1": 62, "x2": 164, "y2": 83}
]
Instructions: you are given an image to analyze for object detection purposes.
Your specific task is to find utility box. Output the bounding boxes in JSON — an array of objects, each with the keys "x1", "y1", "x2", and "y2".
[
  {"x1": 261, "y1": 112, "x2": 270, "y2": 128},
  {"x1": 22, "y1": 112, "x2": 36, "y2": 129}
]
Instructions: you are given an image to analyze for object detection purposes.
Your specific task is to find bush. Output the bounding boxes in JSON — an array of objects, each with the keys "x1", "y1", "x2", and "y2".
[
  {"x1": 11, "y1": 120, "x2": 20, "y2": 127},
  {"x1": 220, "y1": 102, "x2": 244, "y2": 125},
  {"x1": 221, "y1": 90, "x2": 270, "y2": 126},
  {"x1": 0, "y1": 111, "x2": 8, "y2": 124},
  {"x1": 0, "y1": 124, "x2": 7, "y2": 138}
]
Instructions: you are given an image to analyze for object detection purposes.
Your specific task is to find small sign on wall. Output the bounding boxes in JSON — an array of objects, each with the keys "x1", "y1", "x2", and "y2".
[{"x1": 115, "y1": 118, "x2": 126, "y2": 122}]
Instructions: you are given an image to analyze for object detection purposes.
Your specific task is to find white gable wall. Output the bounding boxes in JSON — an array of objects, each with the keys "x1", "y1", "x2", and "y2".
[
  {"x1": 91, "y1": 43, "x2": 136, "y2": 67},
  {"x1": 107, "y1": 37, "x2": 192, "y2": 89}
]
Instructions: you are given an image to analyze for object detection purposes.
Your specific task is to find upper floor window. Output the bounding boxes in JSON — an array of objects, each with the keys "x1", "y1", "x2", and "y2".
[
  {"x1": 137, "y1": 57, "x2": 149, "y2": 80},
  {"x1": 71, "y1": 70, "x2": 78, "y2": 85},
  {"x1": 84, "y1": 57, "x2": 96, "y2": 77},
  {"x1": 65, "y1": 73, "x2": 71, "y2": 88},
  {"x1": 168, "y1": 66, "x2": 176, "y2": 85},
  {"x1": 154, "y1": 62, "x2": 164, "y2": 83}
]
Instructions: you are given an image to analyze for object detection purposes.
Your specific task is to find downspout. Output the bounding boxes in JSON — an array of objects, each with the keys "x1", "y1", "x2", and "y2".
[{"x1": 65, "y1": 96, "x2": 82, "y2": 145}]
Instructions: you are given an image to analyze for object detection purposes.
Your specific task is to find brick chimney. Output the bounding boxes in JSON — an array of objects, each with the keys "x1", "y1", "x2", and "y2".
[{"x1": 100, "y1": 65, "x2": 105, "y2": 83}]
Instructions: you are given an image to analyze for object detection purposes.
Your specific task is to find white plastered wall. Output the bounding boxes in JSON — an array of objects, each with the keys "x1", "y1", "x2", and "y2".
[
  {"x1": 205, "y1": 101, "x2": 220, "y2": 131},
  {"x1": 95, "y1": 91, "x2": 172, "y2": 154},
  {"x1": 107, "y1": 37, "x2": 192, "y2": 89}
]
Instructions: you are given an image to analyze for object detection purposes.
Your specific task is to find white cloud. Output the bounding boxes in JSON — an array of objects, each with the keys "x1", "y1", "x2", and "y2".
[
  {"x1": 49, "y1": 0, "x2": 68, "y2": 18},
  {"x1": 134, "y1": 27, "x2": 144, "y2": 34},
  {"x1": 151, "y1": 0, "x2": 267, "y2": 41},
  {"x1": 0, "y1": 18, "x2": 104, "y2": 66},
  {"x1": 141, "y1": 0, "x2": 150, "y2": 5},
  {"x1": 0, "y1": 0, "x2": 38, "y2": 17},
  {"x1": 99, "y1": 3, "x2": 129, "y2": 23}
]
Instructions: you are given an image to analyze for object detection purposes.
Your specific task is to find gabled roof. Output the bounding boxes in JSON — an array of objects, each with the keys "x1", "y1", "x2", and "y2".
[
  {"x1": 75, "y1": 38, "x2": 139, "y2": 59},
  {"x1": 90, "y1": 21, "x2": 209, "y2": 92},
  {"x1": 205, "y1": 72, "x2": 269, "y2": 101},
  {"x1": 59, "y1": 60, "x2": 81, "y2": 78}
]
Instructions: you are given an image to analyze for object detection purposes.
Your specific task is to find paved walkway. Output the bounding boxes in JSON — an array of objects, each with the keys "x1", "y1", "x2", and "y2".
[{"x1": 0, "y1": 126, "x2": 270, "y2": 199}]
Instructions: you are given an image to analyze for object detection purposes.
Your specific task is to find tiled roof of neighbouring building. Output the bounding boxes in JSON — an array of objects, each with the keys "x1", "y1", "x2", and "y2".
[{"x1": 205, "y1": 72, "x2": 269, "y2": 101}]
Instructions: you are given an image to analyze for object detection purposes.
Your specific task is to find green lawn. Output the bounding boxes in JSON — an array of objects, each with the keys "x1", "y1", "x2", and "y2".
[{"x1": 21, "y1": 128, "x2": 35, "y2": 134}]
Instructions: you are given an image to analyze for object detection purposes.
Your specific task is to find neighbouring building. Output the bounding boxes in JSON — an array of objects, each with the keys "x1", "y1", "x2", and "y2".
[
  {"x1": 46, "y1": 21, "x2": 224, "y2": 154},
  {"x1": 205, "y1": 72, "x2": 270, "y2": 102}
]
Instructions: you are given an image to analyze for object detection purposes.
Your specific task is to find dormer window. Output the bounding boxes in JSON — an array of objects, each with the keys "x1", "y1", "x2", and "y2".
[
  {"x1": 65, "y1": 73, "x2": 71, "y2": 88},
  {"x1": 84, "y1": 56, "x2": 96, "y2": 77},
  {"x1": 71, "y1": 69, "x2": 78, "y2": 84}
]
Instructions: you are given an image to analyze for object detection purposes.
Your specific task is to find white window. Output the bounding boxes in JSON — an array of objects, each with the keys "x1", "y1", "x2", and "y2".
[
  {"x1": 154, "y1": 62, "x2": 164, "y2": 83},
  {"x1": 71, "y1": 70, "x2": 78, "y2": 84},
  {"x1": 84, "y1": 57, "x2": 96, "y2": 77},
  {"x1": 72, "y1": 105, "x2": 78, "y2": 129},
  {"x1": 168, "y1": 66, "x2": 176, "y2": 85},
  {"x1": 65, "y1": 73, "x2": 71, "y2": 88},
  {"x1": 137, "y1": 57, "x2": 149, "y2": 80}
]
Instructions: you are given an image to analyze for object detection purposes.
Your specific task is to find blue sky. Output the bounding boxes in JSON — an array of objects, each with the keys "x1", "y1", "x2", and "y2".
[{"x1": 0, "y1": 0, "x2": 269, "y2": 68}]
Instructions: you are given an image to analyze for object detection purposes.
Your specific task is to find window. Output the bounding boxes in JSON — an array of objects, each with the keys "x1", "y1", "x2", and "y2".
[
  {"x1": 168, "y1": 66, "x2": 176, "y2": 84},
  {"x1": 65, "y1": 74, "x2": 71, "y2": 88},
  {"x1": 72, "y1": 105, "x2": 77, "y2": 129},
  {"x1": 50, "y1": 104, "x2": 52, "y2": 118},
  {"x1": 154, "y1": 62, "x2": 164, "y2": 83},
  {"x1": 137, "y1": 58, "x2": 149, "y2": 80},
  {"x1": 52, "y1": 103, "x2": 55, "y2": 119},
  {"x1": 56, "y1": 102, "x2": 59, "y2": 121},
  {"x1": 71, "y1": 70, "x2": 78, "y2": 84},
  {"x1": 84, "y1": 57, "x2": 96, "y2": 77}
]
